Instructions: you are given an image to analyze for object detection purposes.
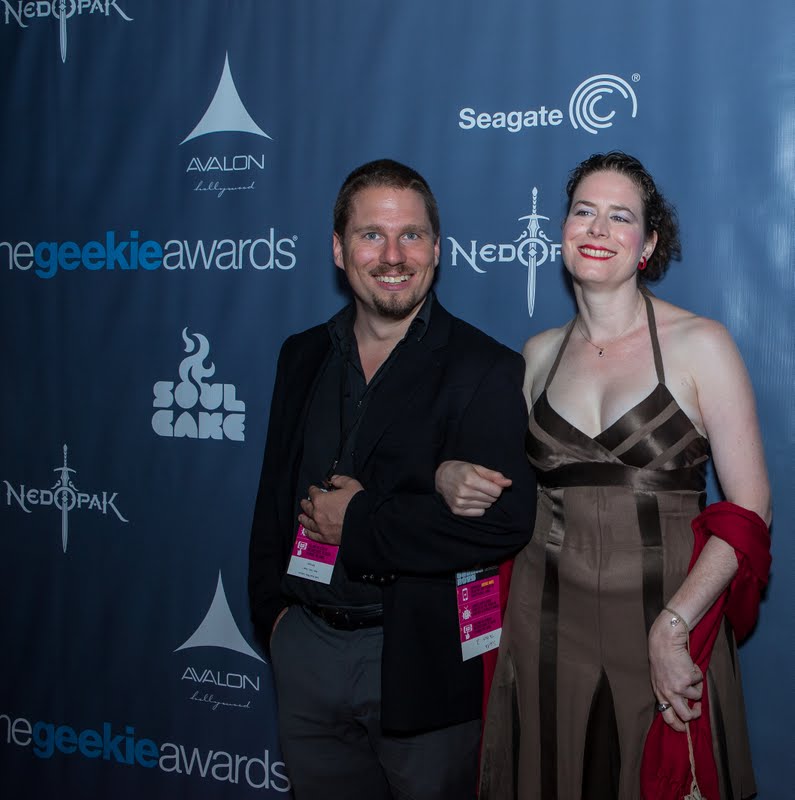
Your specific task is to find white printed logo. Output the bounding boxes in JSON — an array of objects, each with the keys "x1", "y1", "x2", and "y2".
[
  {"x1": 181, "y1": 52, "x2": 271, "y2": 144},
  {"x1": 152, "y1": 328, "x2": 245, "y2": 441},
  {"x1": 447, "y1": 187, "x2": 561, "y2": 317},
  {"x1": 175, "y1": 571, "x2": 264, "y2": 662},
  {"x1": 174, "y1": 572, "x2": 264, "y2": 713},
  {"x1": 1, "y1": 1, "x2": 133, "y2": 64},
  {"x1": 569, "y1": 74, "x2": 638, "y2": 134},
  {"x1": 458, "y1": 72, "x2": 638, "y2": 136},
  {"x1": 181, "y1": 52, "x2": 271, "y2": 200},
  {"x1": 3, "y1": 444, "x2": 129, "y2": 552}
]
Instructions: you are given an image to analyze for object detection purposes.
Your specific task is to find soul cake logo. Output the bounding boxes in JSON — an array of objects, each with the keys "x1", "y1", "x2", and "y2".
[{"x1": 152, "y1": 328, "x2": 246, "y2": 441}]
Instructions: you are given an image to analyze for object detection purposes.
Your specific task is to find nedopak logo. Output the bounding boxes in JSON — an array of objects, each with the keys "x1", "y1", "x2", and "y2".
[
  {"x1": 3, "y1": 444, "x2": 129, "y2": 552},
  {"x1": 181, "y1": 52, "x2": 272, "y2": 199},
  {"x1": 152, "y1": 328, "x2": 246, "y2": 441},
  {"x1": 1, "y1": 1, "x2": 133, "y2": 64},
  {"x1": 447, "y1": 187, "x2": 561, "y2": 317}
]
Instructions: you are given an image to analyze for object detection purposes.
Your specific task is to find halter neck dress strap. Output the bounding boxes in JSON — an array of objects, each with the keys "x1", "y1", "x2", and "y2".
[{"x1": 544, "y1": 317, "x2": 578, "y2": 391}]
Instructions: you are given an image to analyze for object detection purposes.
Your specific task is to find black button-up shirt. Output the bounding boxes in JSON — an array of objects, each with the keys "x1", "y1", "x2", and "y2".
[{"x1": 281, "y1": 294, "x2": 433, "y2": 608}]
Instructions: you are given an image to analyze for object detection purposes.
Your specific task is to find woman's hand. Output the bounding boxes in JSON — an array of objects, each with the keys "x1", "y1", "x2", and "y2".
[
  {"x1": 648, "y1": 611, "x2": 704, "y2": 731},
  {"x1": 434, "y1": 460, "x2": 512, "y2": 517}
]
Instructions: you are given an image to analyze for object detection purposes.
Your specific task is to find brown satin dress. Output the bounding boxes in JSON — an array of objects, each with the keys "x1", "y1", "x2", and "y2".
[{"x1": 479, "y1": 294, "x2": 756, "y2": 800}]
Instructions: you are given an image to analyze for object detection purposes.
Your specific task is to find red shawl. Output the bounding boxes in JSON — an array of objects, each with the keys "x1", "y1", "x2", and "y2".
[
  {"x1": 640, "y1": 501, "x2": 771, "y2": 799},
  {"x1": 482, "y1": 559, "x2": 515, "y2": 721}
]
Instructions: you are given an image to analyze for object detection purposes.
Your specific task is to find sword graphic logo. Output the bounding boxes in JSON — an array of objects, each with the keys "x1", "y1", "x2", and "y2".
[
  {"x1": 514, "y1": 188, "x2": 555, "y2": 317},
  {"x1": 52, "y1": 444, "x2": 77, "y2": 552},
  {"x1": 55, "y1": 0, "x2": 72, "y2": 63}
]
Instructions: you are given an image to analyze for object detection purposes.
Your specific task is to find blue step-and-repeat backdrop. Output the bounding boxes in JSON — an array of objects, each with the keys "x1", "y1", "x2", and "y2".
[{"x1": 1, "y1": 2, "x2": 792, "y2": 797}]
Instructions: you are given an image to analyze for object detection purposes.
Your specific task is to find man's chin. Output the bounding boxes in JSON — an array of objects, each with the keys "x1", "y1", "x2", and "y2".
[{"x1": 373, "y1": 295, "x2": 419, "y2": 321}]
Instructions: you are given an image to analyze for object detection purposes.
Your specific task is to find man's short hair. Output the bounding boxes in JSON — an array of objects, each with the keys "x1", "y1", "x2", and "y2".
[{"x1": 333, "y1": 159, "x2": 440, "y2": 240}]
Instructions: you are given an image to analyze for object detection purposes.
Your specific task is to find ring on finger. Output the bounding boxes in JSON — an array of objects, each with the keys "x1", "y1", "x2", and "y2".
[{"x1": 656, "y1": 702, "x2": 671, "y2": 713}]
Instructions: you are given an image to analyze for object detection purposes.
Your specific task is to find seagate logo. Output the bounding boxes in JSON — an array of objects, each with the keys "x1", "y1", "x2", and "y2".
[
  {"x1": 152, "y1": 328, "x2": 245, "y2": 441},
  {"x1": 568, "y1": 74, "x2": 638, "y2": 134},
  {"x1": 181, "y1": 52, "x2": 271, "y2": 199},
  {"x1": 3, "y1": 444, "x2": 129, "y2": 552},
  {"x1": 458, "y1": 72, "x2": 638, "y2": 136},
  {"x1": 447, "y1": 188, "x2": 561, "y2": 317},
  {"x1": 1, "y1": 1, "x2": 133, "y2": 64}
]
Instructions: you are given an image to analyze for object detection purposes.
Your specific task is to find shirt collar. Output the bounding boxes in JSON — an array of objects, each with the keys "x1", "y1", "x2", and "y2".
[{"x1": 328, "y1": 292, "x2": 434, "y2": 352}]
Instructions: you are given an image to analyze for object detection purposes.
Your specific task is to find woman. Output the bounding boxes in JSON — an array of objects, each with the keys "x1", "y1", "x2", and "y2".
[{"x1": 436, "y1": 152, "x2": 771, "y2": 799}]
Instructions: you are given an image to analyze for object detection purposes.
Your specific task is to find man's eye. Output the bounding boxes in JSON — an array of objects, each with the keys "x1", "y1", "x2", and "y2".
[{"x1": 403, "y1": 232, "x2": 419, "y2": 241}]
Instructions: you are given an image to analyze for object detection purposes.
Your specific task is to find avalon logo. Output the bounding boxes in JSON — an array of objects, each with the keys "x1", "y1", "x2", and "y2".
[
  {"x1": 181, "y1": 52, "x2": 271, "y2": 199},
  {"x1": 175, "y1": 572, "x2": 264, "y2": 713},
  {"x1": 152, "y1": 328, "x2": 246, "y2": 441},
  {"x1": 3, "y1": 444, "x2": 129, "y2": 552},
  {"x1": 447, "y1": 188, "x2": 561, "y2": 317},
  {"x1": 175, "y1": 572, "x2": 263, "y2": 662},
  {"x1": 1, "y1": 1, "x2": 133, "y2": 64}
]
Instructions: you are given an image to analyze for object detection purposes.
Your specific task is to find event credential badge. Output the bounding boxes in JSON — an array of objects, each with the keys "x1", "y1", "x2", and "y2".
[
  {"x1": 456, "y1": 566, "x2": 502, "y2": 661},
  {"x1": 286, "y1": 524, "x2": 338, "y2": 584}
]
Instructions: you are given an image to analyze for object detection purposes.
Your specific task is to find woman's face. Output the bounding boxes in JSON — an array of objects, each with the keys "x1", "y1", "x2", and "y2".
[{"x1": 562, "y1": 169, "x2": 657, "y2": 287}]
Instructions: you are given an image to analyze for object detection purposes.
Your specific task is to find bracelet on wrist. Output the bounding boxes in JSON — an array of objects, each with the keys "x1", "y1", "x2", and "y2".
[{"x1": 663, "y1": 605, "x2": 690, "y2": 633}]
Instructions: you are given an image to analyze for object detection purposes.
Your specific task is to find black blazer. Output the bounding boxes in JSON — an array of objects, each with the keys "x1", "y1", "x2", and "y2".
[{"x1": 249, "y1": 301, "x2": 536, "y2": 733}]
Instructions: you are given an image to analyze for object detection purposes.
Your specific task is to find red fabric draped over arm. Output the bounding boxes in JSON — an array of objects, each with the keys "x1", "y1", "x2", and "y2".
[{"x1": 640, "y1": 502, "x2": 771, "y2": 799}]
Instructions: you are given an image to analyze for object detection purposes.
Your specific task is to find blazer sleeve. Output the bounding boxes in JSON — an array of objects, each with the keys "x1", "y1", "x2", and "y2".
[
  {"x1": 247, "y1": 337, "x2": 295, "y2": 644},
  {"x1": 341, "y1": 348, "x2": 536, "y2": 578}
]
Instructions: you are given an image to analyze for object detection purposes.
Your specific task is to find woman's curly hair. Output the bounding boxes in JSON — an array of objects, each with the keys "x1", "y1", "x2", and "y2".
[{"x1": 565, "y1": 151, "x2": 682, "y2": 281}]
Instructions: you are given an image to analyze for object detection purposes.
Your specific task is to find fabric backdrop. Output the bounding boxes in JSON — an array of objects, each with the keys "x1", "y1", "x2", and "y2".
[{"x1": 1, "y1": 1, "x2": 792, "y2": 797}]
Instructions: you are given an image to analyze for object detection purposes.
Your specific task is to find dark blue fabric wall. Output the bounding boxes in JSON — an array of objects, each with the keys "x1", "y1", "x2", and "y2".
[{"x1": 1, "y1": 2, "x2": 791, "y2": 796}]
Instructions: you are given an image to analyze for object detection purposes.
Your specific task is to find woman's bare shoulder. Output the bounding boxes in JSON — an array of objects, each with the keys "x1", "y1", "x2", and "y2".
[
  {"x1": 651, "y1": 296, "x2": 737, "y2": 362},
  {"x1": 521, "y1": 322, "x2": 573, "y2": 399}
]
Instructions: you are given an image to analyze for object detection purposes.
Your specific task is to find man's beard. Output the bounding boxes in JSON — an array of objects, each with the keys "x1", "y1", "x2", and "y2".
[
  {"x1": 367, "y1": 265, "x2": 430, "y2": 320},
  {"x1": 371, "y1": 290, "x2": 421, "y2": 320}
]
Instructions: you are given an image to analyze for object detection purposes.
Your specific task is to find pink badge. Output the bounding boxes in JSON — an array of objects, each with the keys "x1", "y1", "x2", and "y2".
[
  {"x1": 285, "y1": 524, "x2": 339, "y2": 584},
  {"x1": 456, "y1": 567, "x2": 502, "y2": 661}
]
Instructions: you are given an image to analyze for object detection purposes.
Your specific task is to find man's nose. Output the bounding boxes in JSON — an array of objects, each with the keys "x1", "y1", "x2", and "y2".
[{"x1": 382, "y1": 236, "x2": 406, "y2": 264}]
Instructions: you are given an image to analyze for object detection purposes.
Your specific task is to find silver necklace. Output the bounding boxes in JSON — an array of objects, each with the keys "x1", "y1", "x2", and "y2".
[{"x1": 576, "y1": 296, "x2": 644, "y2": 358}]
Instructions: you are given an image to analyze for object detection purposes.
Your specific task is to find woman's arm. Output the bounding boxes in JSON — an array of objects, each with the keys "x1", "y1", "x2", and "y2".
[{"x1": 649, "y1": 317, "x2": 771, "y2": 729}]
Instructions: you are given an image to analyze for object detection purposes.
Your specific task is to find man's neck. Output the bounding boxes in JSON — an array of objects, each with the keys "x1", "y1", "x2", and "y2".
[{"x1": 352, "y1": 304, "x2": 422, "y2": 383}]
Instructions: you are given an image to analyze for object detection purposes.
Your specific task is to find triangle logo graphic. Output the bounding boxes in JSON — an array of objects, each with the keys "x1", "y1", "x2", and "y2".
[
  {"x1": 175, "y1": 571, "x2": 264, "y2": 662},
  {"x1": 181, "y1": 53, "x2": 272, "y2": 144}
]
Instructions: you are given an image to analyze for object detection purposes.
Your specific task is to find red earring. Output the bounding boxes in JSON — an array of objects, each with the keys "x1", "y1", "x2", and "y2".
[{"x1": 637, "y1": 256, "x2": 647, "y2": 271}]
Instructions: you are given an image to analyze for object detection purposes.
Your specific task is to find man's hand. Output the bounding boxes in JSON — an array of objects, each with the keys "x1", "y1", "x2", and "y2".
[
  {"x1": 299, "y1": 475, "x2": 364, "y2": 545},
  {"x1": 435, "y1": 460, "x2": 512, "y2": 517}
]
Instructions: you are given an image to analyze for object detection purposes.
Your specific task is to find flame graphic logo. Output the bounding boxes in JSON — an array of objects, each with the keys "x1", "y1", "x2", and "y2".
[
  {"x1": 174, "y1": 328, "x2": 223, "y2": 410},
  {"x1": 568, "y1": 74, "x2": 638, "y2": 135}
]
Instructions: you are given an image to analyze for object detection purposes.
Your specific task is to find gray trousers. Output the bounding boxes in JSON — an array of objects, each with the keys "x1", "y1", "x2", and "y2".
[{"x1": 269, "y1": 605, "x2": 480, "y2": 800}]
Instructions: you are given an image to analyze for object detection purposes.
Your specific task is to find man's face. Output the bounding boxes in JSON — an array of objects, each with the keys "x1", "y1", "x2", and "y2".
[{"x1": 333, "y1": 186, "x2": 439, "y2": 323}]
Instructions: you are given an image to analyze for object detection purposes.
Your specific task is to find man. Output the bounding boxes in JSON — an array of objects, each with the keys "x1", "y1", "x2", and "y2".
[{"x1": 248, "y1": 159, "x2": 535, "y2": 799}]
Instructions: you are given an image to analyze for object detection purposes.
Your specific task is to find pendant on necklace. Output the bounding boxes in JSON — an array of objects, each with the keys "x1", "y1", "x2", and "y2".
[{"x1": 598, "y1": 349, "x2": 604, "y2": 357}]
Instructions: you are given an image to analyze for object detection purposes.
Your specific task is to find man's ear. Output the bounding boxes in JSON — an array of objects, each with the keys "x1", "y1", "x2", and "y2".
[{"x1": 332, "y1": 232, "x2": 345, "y2": 270}]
